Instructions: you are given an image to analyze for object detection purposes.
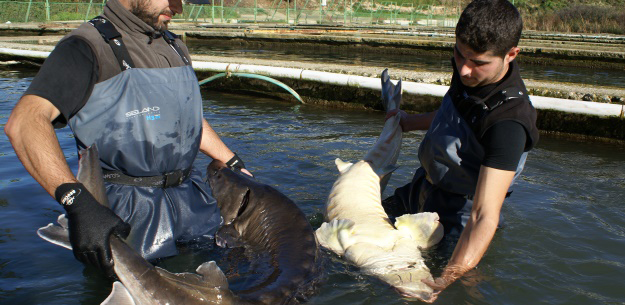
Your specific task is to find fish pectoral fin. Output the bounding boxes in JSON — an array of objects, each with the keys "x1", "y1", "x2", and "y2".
[
  {"x1": 315, "y1": 219, "x2": 355, "y2": 256},
  {"x1": 335, "y1": 158, "x2": 353, "y2": 174},
  {"x1": 37, "y1": 222, "x2": 72, "y2": 250},
  {"x1": 101, "y1": 281, "x2": 136, "y2": 305},
  {"x1": 394, "y1": 213, "x2": 444, "y2": 249},
  {"x1": 195, "y1": 261, "x2": 229, "y2": 289},
  {"x1": 57, "y1": 214, "x2": 69, "y2": 229}
]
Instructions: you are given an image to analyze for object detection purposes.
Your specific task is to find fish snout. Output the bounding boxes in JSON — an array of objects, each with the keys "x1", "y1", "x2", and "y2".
[
  {"x1": 207, "y1": 160, "x2": 228, "y2": 183},
  {"x1": 208, "y1": 159, "x2": 228, "y2": 174},
  {"x1": 394, "y1": 285, "x2": 433, "y2": 302},
  {"x1": 378, "y1": 264, "x2": 435, "y2": 302}
]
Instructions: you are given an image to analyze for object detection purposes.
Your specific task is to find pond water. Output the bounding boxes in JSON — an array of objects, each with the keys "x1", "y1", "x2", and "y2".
[
  {"x1": 1, "y1": 69, "x2": 625, "y2": 304},
  {"x1": 186, "y1": 41, "x2": 625, "y2": 89}
]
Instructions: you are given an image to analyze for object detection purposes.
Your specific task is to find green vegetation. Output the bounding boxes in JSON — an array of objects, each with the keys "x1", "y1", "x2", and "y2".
[
  {"x1": 0, "y1": 0, "x2": 623, "y2": 34},
  {"x1": 521, "y1": 3, "x2": 625, "y2": 35}
]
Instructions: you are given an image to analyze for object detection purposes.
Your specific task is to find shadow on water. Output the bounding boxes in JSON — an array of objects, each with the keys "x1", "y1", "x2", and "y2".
[{"x1": 1, "y1": 70, "x2": 625, "y2": 304}]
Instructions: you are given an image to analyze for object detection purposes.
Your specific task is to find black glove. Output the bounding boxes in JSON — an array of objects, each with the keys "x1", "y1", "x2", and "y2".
[
  {"x1": 226, "y1": 153, "x2": 247, "y2": 172},
  {"x1": 55, "y1": 183, "x2": 131, "y2": 279}
]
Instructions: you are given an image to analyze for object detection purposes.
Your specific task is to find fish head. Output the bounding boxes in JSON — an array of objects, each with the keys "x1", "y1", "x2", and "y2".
[
  {"x1": 207, "y1": 160, "x2": 253, "y2": 225},
  {"x1": 377, "y1": 261, "x2": 435, "y2": 301},
  {"x1": 393, "y1": 279, "x2": 434, "y2": 302},
  {"x1": 363, "y1": 254, "x2": 435, "y2": 302}
]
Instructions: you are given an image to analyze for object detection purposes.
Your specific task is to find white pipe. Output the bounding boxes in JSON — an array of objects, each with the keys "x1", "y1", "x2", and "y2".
[
  {"x1": 194, "y1": 61, "x2": 624, "y2": 117},
  {"x1": 1, "y1": 47, "x2": 622, "y2": 118},
  {"x1": 0, "y1": 48, "x2": 50, "y2": 59},
  {"x1": 530, "y1": 95, "x2": 623, "y2": 116}
]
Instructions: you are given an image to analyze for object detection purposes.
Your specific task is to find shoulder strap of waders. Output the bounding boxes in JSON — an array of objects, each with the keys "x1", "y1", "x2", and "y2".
[
  {"x1": 455, "y1": 86, "x2": 528, "y2": 134},
  {"x1": 162, "y1": 30, "x2": 190, "y2": 66},
  {"x1": 88, "y1": 16, "x2": 135, "y2": 71}
]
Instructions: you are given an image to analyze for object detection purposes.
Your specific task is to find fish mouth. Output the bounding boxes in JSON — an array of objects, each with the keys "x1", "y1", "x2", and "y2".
[
  {"x1": 376, "y1": 267, "x2": 435, "y2": 302},
  {"x1": 394, "y1": 286, "x2": 433, "y2": 301}
]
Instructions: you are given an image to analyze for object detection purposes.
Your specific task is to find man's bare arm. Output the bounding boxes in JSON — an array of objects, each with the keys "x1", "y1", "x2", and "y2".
[
  {"x1": 5, "y1": 95, "x2": 77, "y2": 197},
  {"x1": 386, "y1": 110, "x2": 438, "y2": 132},
  {"x1": 199, "y1": 118, "x2": 235, "y2": 163},
  {"x1": 424, "y1": 165, "x2": 516, "y2": 302},
  {"x1": 199, "y1": 118, "x2": 252, "y2": 176}
]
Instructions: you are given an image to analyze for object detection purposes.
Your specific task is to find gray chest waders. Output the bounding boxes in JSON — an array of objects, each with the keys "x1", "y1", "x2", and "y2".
[
  {"x1": 391, "y1": 92, "x2": 528, "y2": 235},
  {"x1": 68, "y1": 17, "x2": 221, "y2": 260}
]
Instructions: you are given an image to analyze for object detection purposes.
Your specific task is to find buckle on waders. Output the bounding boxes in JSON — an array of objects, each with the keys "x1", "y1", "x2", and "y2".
[{"x1": 164, "y1": 171, "x2": 184, "y2": 188}]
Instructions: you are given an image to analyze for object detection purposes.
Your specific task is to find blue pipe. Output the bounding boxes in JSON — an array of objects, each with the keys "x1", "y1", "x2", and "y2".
[{"x1": 199, "y1": 72, "x2": 305, "y2": 104}]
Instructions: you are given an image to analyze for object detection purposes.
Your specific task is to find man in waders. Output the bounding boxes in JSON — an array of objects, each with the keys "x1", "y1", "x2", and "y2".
[
  {"x1": 5, "y1": 0, "x2": 250, "y2": 279},
  {"x1": 382, "y1": 0, "x2": 539, "y2": 301}
]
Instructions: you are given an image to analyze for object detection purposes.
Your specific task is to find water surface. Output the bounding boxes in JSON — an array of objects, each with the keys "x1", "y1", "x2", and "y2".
[{"x1": 1, "y1": 69, "x2": 625, "y2": 304}]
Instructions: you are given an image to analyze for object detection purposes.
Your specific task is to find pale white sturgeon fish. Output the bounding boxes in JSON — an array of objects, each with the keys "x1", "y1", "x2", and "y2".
[{"x1": 315, "y1": 69, "x2": 444, "y2": 301}]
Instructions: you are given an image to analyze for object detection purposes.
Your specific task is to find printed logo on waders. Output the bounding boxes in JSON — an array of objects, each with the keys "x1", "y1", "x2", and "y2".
[{"x1": 125, "y1": 106, "x2": 161, "y2": 121}]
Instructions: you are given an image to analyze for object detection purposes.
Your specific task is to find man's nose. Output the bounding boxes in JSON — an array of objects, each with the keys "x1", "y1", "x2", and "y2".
[{"x1": 458, "y1": 62, "x2": 473, "y2": 77}]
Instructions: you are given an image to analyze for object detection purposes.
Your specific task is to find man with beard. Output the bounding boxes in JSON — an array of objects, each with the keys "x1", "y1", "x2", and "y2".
[
  {"x1": 5, "y1": 0, "x2": 251, "y2": 278},
  {"x1": 382, "y1": 0, "x2": 539, "y2": 301}
]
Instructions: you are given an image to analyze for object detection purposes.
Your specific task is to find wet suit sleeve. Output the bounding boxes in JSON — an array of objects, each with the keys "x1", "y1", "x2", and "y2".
[
  {"x1": 481, "y1": 120, "x2": 527, "y2": 171},
  {"x1": 24, "y1": 36, "x2": 98, "y2": 128}
]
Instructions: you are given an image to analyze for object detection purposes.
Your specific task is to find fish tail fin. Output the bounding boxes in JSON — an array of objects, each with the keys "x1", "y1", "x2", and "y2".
[
  {"x1": 394, "y1": 212, "x2": 444, "y2": 249},
  {"x1": 101, "y1": 281, "x2": 136, "y2": 305},
  {"x1": 315, "y1": 219, "x2": 355, "y2": 256},
  {"x1": 380, "y1": 69, "x2": 402, "y2": 113}
]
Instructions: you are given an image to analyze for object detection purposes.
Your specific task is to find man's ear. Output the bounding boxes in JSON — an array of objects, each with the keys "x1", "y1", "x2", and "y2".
[
  {"x1": 169, "y1": 0, "x2": 183, "y2": 14},
  {"x1": 505, "y1": 47, "x2": 521, "y2": 63}
]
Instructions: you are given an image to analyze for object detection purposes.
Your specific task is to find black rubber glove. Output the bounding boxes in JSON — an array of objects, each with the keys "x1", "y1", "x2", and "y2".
[{"x1": 55, "y1": 182, "x2": 131, "y2": 279}]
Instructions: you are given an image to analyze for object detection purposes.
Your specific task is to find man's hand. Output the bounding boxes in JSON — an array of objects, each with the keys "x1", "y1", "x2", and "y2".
[
  {"x1": 384, "y1": 109, "x2": 437, "y2": 132},
  {"x1": 421, "y1": 266, "x2": 466, "y2": 303},
  {"x1": 385, "y1": 109, "x2": 409, "y2": 131},
  {"x1": 226, "y1": 153, "x2": 253, "y2": 177},
  {"x1": 422, "y1": 275, "x2": 455, "y2": 302},
  {"x1": 55, "y1": 183, "x2": 131, "y2": 279}
]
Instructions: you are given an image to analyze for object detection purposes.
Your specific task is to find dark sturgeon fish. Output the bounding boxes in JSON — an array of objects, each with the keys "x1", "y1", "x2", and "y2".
[
  {"x1": 37, "y1": 145, "x2": 246, "y2": 305},
  {"x1": 207, "y1": 160, "x2": 321, "y2": 305}
]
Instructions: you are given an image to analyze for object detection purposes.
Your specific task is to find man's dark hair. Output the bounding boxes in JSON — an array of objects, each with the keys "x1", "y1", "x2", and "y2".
[{"x1": 455, "y1": 0, "x2": 523, "y2": 57}]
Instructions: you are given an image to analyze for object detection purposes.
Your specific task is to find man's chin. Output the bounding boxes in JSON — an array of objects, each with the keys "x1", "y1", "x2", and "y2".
[
  {"x1": 155, "y1": 20, "x2": 170, "y2": 31},
  {"x1": 460, "y1": 78, "x2": 478, "y2": 88}
]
